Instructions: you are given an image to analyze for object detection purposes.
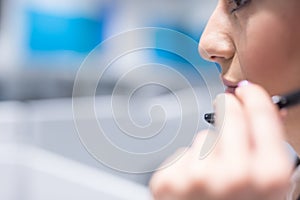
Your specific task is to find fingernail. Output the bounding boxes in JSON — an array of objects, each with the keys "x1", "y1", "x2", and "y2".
[{"x1": 238, "y1": 80, "x2": 251, "y2": 87}]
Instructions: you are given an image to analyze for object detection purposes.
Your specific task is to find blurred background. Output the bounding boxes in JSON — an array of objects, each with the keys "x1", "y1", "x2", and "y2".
[
  {"x1": 0, "y1": 0, "x2": 220, "y2": 100},
  {"x1": 0, "y1": 0, "x2": 221, "y2": 199}
]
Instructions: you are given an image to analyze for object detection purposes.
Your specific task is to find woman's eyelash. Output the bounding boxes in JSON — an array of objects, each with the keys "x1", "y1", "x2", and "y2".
[{"x1": 228, "y1": 0, "x2": 251, "y2": 13}]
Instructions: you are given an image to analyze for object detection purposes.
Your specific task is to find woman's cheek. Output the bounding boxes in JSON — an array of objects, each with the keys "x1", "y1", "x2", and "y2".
[{"x1": 237, "y1": 15, "x2": 290, "y2": 94}]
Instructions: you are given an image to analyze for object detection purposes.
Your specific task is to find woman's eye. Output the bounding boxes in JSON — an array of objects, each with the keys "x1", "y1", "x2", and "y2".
[{"x1": 228, "y1": 0, "x2": 251, "y2": 13}]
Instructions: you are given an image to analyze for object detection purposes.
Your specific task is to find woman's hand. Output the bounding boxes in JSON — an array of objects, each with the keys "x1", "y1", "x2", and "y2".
[{"x1": 149, "y1": 82, "x2": 293, "y2": 200}]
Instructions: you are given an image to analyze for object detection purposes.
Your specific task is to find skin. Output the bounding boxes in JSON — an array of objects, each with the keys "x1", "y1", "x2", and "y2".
[{"x1": 150, "y1": 0, "x2": 300, "y2": 199}]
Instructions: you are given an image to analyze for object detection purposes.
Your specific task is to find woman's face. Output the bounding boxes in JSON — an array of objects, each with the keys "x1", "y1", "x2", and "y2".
[{"x1": 199, "y1": 0, "x2": 300, "y2": 96}]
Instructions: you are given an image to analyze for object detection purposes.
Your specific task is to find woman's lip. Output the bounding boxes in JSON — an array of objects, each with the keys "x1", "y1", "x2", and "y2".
[
  {"x1": 222, "y1": 78, "x2": 239, "y2": 88},
  {"x1": 225, "y1": 86, "x2": 237, "y2": 94},
  {"x1": 221, "y1": 77, "x2": 239, "y2": 93}
]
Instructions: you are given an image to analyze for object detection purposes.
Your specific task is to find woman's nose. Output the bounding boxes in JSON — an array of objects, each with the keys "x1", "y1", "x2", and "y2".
[{"x1": 198, "y1": 6, "x2": 235, "y2": 63}]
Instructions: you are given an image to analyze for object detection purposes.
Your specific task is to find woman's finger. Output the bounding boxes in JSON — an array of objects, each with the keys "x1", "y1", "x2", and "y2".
[
  {"x1": 235, "y1": 82, "x2": 286, "y2": 154},
  {"x1": 235, "y1": 81, "x2": 292, "y2": 190},
  {"x1": 205, "y1": 93, "x2": 251, "y2": 196},
  {"x1": 214, "y1": 93, "x2": 250, "y2": 161}
]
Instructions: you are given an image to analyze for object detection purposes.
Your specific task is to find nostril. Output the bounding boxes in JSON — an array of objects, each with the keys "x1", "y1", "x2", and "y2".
[{"x1": 199, "y1": 36, "x2": 235, "y2": 62}]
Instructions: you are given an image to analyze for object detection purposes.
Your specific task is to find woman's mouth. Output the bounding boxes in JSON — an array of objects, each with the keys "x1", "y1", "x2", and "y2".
[{"x1": 221, "y1": 77, "x2": 239, "y2": 94}]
